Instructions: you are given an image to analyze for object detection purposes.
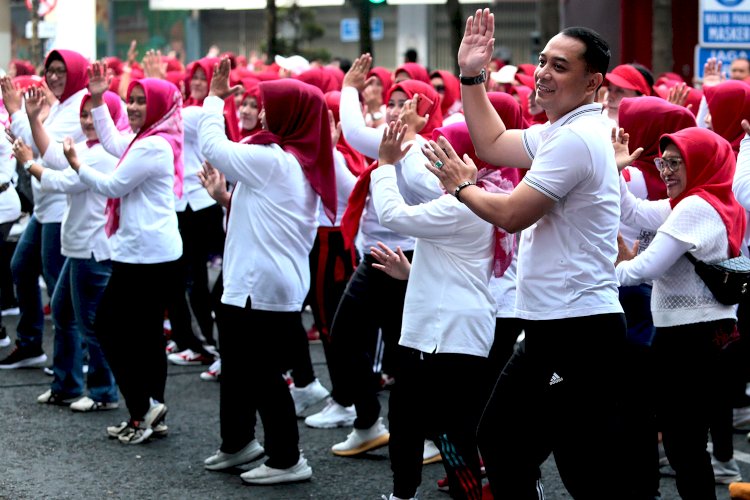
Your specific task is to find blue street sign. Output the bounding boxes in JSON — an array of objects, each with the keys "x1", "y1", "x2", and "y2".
[
  {"x1": 694, "y1": 45, "x2": 750, "y2": 79},
  {"x1": 339, "y1": 17, "x2": 384, "y2": 43},
  {"x1": 700, "y1": 0, "x2": 750, "y2": 47}
]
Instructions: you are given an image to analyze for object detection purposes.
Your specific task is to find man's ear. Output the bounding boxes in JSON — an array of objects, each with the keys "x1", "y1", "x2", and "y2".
[{"x1": 586, "y1": 72, "x2": 604, "y2": 96}]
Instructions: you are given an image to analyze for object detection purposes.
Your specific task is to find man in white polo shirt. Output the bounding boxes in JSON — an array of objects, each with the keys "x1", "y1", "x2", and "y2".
[{"x1": 426, "y1": 8, "x2": 633, "y2": 499}]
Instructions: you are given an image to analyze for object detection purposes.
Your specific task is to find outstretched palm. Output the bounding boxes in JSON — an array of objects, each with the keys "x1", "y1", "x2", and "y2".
[
  {"x1": 457, "y1": 8, "x2": 495, "y2": 75},
  {"x1": 87, "y1": 61, "x2": 110, "y2": 97}
]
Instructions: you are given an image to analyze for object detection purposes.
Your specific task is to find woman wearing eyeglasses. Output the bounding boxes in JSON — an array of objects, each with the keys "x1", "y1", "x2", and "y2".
[
  {"x1": 615, "y1": 127, "x2": 744, "y2": 499},
  {"x1": 0, "y1": 49, "x2": 89, "y2": 370}
]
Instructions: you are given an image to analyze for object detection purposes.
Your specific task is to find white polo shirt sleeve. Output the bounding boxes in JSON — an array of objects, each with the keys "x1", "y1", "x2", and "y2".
[
  {"x1": 522, "y1": 128, "x2": 590, "y2": 201},
  {"x1": 520, "y1": 122, "x2": 545, "y2": 161}
]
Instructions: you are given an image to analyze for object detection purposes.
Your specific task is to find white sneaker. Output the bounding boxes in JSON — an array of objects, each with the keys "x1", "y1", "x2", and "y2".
[
  {"x1": 304, "y1": 398, "x2": 356, "y2": 429},
  {"x1": 165, "y1": 340, "x2": 178, "y2": 355},
  {"x1": 240, "y1": 454, "x2": 313, "y2": 485},
  {"x1": 423, "y1": 439, "x2": 442, "y2": 464},
  {"x1": 331, "y1": 417, "x2": 390, "y2": 456},
  {"x1": 200, "y1": 358, "x2": 221, "y2": 382},
  {"x1": 290, "y1": 378, "x2": 330, "y2": 416},
  {"x1": 144, "y1": 400, "x2": 168, "y2": 430},
  {"x1": 381, "y1": 495, "x2": 416, "y2": 500},
  {"x1": 204, "y1": 439, "x2": 265, "y2": 470},
  {"x1": 167, "y1": 348, "x2": 214, "y2": 366},
  {"x1": 712, "y1": 456, "x2": 742, "y2": 484},
  {"x1": 70, "y1": 396, "x2": 119, "y2": 412},
  {"x1": 733, "y1": 406, "x2": 750, "y2": 431}
]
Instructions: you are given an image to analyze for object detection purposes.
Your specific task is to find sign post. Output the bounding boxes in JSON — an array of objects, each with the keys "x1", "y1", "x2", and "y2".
[{"x1": 697, "y1": 0, "x2": 750, "y2": 79}]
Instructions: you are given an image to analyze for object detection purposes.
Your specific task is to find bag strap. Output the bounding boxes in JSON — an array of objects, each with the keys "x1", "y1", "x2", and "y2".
[{"x1": 684, "y1": 252, "x2": 699, "y2": 265}]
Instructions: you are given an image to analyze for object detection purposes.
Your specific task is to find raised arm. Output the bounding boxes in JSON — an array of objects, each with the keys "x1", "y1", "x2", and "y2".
[
  {"x1": 25, "y1": 86, "x2": 53, "y2": 157},
  {"x1": 458, "y1": 9, "x2": 531, "y2": 168},
  {"x1": 340, "y1": 54, "x2": 384, "y2": 159}
]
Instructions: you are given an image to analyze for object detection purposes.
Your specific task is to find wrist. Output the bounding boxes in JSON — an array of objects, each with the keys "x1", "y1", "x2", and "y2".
[
  {"x1": 454, "y1": 180, "x2": 477, "y2": 202},
  {"x1": 22, "y1": 159, "x2": 35, "y2": 171}
]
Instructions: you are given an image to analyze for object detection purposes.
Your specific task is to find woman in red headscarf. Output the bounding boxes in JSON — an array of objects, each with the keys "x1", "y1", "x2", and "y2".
[
  {"x1": 616, "y1": 127, "x2": 745, "y2": 499},
  {"x1": 0, "y1": 49, "x2": 90, "y2": 370},
  {"x1": 366, "y1": 108, "x2": 516, "y2": 498},
  {"x1": 69, "y1": 63, "x2": 184, "y2": 445},
  {"x1": 364, "y1": 66, "x2": 392, "y2": 128},
  {"x1": 704, "y1": 80, "x2": 750, "y2": 156},
  {"x1": 163, "y1": 56, "x2": 235, "y2": 369},
  {"x1": 394, "y1": 62, "x2": 431, "y2": 84},
  {"x1": 199, "y1": 60, "x2": 335, "y2": 485},
  {"x1": 11, "y1": 88, "x2": 127, "y2": 411},
  {"x1": 238, "y1": 77, "x2": 263, "y2": 140},
  {"x1": 309, "y1": 53, "x2": 443, "y2": 460},
  {"x1": 430, "y1": 70, "x2": 462, "y2": 122}
]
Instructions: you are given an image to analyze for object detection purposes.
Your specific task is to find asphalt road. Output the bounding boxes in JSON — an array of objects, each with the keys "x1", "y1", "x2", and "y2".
[{"x1": 0, "y1": 308, "x2": 747, "y2": 499}]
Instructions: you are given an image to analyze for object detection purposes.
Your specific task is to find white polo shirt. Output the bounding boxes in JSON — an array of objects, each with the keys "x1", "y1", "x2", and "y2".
[{"x1": 517, "y1": 103, "x2": 623, "y2": 319}]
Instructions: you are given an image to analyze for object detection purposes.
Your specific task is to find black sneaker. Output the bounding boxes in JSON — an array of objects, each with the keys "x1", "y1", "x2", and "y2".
[
  {"x1": 0, "y1": 326, "x2": 9, "y2": 348},
  {"x1": 0, "y1": 345, "x2": 47, "y2": 369}
]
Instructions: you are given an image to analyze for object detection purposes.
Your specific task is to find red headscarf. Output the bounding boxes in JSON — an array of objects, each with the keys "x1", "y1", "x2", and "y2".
[
  {"x1": 105, "y1": 56, "x2": 124, "y2": 76},
  {"x1": 184, "y1": 57, "x2": 241, "y2": 142},
  {"x1": 324, "y1": 90, "x2": 367, "y2": 176},
  {"x1": 386, "y1": 80, "x2": 443, "y2": 137},
  {"x1": 619, "y1": 96, "x2": 696, "y2": 200},
  {"x1": 341, "y1": 80, "x2": 443, "y2": 249},
  {"x1": 80, "y1": 90, "x2": 130, "y2": 147},
  {"x1": 704, "y1": 80, "x2": 750, "y2": 156},
  {"x1": 239, "y1": 77, "x2": 263, "y2": 140},
  {"x1": 105, "y1": 78, "x2": 184, "y2": 237},
  {"x1": 430, "y1": 70, "x2": 460, "y2": 117},
  {"x1": 294, "y1": 67, "x2": 341, "y2": 94},
  {"x1": 11, "y1": 59, "x2": 36, "y2": 76},
  {"x1": 245, "y1": 79, "x2": 336, "y2": 223},
  {"x1": 367, "y1": 66, "x2": 392, "y2": 103},
  {"x1": 507, "y1": 85, "x2": 536, "y2": 126},
  {"x1": 44, "y1": 50, "x2": 89, "y2": 104},
  {"x1": 394, "y1": 62, "x2": 431, "y2": 84},
  {"x1": 660, "y1": 127, "x2": 746, "y2": 257},
  {"x1": 11, "y1": 75, "x2": 44, "y2": 92}
]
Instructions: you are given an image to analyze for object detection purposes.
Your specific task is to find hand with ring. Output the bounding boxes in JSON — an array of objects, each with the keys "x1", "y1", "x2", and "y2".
[
  {"x1": 12, "y1": 137, "x2": 34, "y2": 164},
  {"x1": 423, "y1": 136, "x2": 477, "y2": 193}
]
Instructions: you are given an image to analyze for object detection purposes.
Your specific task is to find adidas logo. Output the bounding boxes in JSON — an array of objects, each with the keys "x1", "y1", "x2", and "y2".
[{"x1": 549, "y1": 373, "x2": 564, "y2": 386}]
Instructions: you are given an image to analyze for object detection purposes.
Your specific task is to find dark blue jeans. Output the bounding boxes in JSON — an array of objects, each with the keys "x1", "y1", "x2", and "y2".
[
  {"x1": 50, "y1": 257, "x2": 117, "y2": 402},
  {"x1": 11, "y1": 215, "x2": 64, "y2": 351}
]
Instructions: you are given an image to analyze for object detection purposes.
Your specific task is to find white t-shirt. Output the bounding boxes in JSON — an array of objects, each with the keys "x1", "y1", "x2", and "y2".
[
  {"x1": 732, "y1": 134, "x2": 750, "y2": 250},
  {"x1": 178, "y1": 106, "x2": 219, "y2": 212},
  {"x1": 517, "y1": 103, "x2": 623, "y2": 319},
  {"x1": 0, "y1": 137, "x2": 22, "y2": 225}
]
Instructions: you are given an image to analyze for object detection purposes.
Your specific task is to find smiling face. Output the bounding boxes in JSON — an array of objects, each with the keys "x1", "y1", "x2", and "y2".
[
  {"x1": 45, "y1": 60, "x2": 67, "y2": 99},
  {"x1": 659, "y1": 144, "x2": 687, "y2": 199},
  {"x1": 534, "y1": 33, "x2": 600, "y2": 122},
  {"x1": 385, "y1": 89, "x2": 408, "y2": 124},
  {"x1": 190, "y1": 66, "x2": 208, "y2": 102},
  {"x1": 239, "y1": 96, "x2": 259, "y2": 131},
  {"x1": 79, "y1": 99, "x2": 97, "y2": 141},
  {"x1": 127, "y1": 85, "x2": 147, "y2": 132}
]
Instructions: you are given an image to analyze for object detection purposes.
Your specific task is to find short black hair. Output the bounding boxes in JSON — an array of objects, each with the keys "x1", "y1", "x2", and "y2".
[
  {"x1": 560, "y1": 26, "x2": 610, "y2": 77},
  {"x1": 630, "y1": 62, "x2": 654, "y2": 90},
  {"x1": 404, "y1": 48, "x2": 418, "y2": 63}
]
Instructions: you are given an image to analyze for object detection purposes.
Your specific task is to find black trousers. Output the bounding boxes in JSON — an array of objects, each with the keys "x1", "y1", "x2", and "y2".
[
  {"x1": 655, "y1": 319, "x2": 736, "y2": 500},
  {"x1": 389, "y1": 347, "x2": 487, "y2": 499},
  {"x1": 218, "y1": 299, "x2": 300, "y2": 468},
  {"x1": 478, "y1": 313, "x2": 632, "y2": 500},
  {"x1": 329, "y1": 252, "x2": 410, "y2": 429},
  {"x1": 168, "y1": 204, "x2": 225, "y2": 352},
  {"x1": 95, "y1": 260, "x2": 179, "y2": 421}
]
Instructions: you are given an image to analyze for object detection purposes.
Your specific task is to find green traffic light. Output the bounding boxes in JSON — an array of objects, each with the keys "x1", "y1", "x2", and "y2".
[{"x1": 369, "y1": 0, "x2": 386, "y2": 4}]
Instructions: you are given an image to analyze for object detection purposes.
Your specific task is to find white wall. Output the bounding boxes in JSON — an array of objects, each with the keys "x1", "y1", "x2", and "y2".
[
  {"x1": 0, "y1": 0, "x2": 10, "y2": 72},
  {"x1": 45, "y1": 0, "x2": 97, "y2": 61}
]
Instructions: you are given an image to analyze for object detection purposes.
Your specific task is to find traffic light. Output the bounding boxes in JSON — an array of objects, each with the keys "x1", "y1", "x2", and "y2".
[{"x1": 369, "y1": 0, "x2": 386, "y2": 4}]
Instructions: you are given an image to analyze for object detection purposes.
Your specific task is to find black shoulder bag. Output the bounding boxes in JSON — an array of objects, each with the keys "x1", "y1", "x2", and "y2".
[{"x1": 685, "y1": 252, "x2": 750, "y2": 305}]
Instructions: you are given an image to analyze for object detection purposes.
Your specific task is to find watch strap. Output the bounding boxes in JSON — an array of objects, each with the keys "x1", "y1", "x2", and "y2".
[
  {"x1": 459, "y1": 69, "x2": 486, "y2": 86},
  {"x1": 22, "y1": 159, "x2": 35, "y2": 171}
]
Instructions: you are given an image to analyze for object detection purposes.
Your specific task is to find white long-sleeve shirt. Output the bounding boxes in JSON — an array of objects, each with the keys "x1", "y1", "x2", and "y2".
[
  {"x1": 10, "y1": 88, "x2": 88, "y2": 222},
  {"x1": 0, "y1": 136, "x2": 22, "y2": 225},
  {"x1": 318, "y1": 149, "x2": 356, "y2": 227},
  {"x1": 372, "y1": 163, "x2": 496, "y2": 357},
  {"x1": 40, "y1": 141, "x2": 116, "y2": 261},
  {"x1": 177, "y1": 106, "x2": 217, "y2": 212},
  {"x1": 80, "y1": 103, "x2": 182, "y2": 264},
  {"x1": 732, "y1": 134, "x2": 750, "y2": 251},
  {"x1": 199, "y1": 95, "x2": 319, "y2": 311}
]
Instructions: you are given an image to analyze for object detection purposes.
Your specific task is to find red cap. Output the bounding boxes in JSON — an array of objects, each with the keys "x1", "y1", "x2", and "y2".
[
  {"x1": 605, "y1": 64, "x2": 651, "y2": 96},
  {"x1": 515, "y1": 73, "x2": 535, "y2": 90}
]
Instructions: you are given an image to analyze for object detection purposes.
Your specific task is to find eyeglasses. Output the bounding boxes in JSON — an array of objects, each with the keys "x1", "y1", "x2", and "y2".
[
  {"x1": 433, "y1": 84, "x2": 446, "y2": 93},
  {"x1": 654, "y1": 157, "x2": 683, "y2": 173},
  {"x1": 45, "y1": 67, "x2": 67, "y2": 77}
]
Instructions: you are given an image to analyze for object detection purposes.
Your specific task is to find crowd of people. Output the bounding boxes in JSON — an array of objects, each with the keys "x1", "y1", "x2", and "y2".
[{"x1": 1, "y1": 6, "x2": 750, "y2": 499}]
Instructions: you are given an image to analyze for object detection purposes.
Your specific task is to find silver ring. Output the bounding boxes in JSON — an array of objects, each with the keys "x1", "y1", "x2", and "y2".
[{"x1": 434, "y1": 160, "x2": 444, "y2": 169}]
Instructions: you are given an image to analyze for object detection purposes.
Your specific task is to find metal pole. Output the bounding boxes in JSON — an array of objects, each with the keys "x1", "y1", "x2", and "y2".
[{"x1": 30, "y1": 0, "x2": 40, "y2": 68}]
